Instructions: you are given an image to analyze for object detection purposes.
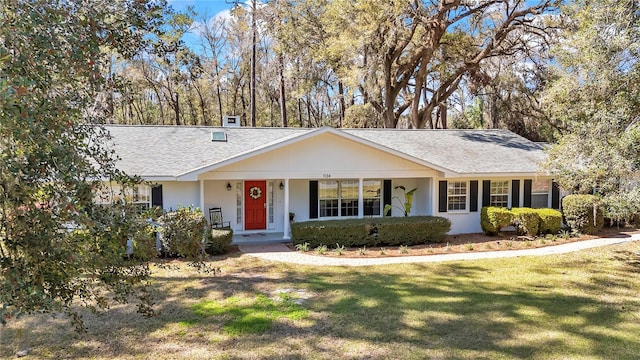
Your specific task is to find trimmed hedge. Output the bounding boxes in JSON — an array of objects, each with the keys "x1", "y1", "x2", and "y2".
[
  {"x1": 481, "y1": 207, "x2": 563, "y2": 236},
  {"x1": 537, "y1": 208, "x2": 562, "y2": 234},
  {"x1": 206, "y1": 228, "x2": 233, "y2": 255},
  {"x1": 562, "y1": 194, "x2": 604, "y2": 235},
  {"x1": 481, "y1": 207, "x2": 513, "y2": 235},
  {"x1": 511, "y1": 208, "x2": 540, "y2": 236},
  {"x1": 291, "y1": 216, "x2": 451, "y2": 248}
]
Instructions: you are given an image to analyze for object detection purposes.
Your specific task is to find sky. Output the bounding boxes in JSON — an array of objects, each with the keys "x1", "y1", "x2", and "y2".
[{"x1": 167, "y1": 0, "x2": 235, "y2": 19}]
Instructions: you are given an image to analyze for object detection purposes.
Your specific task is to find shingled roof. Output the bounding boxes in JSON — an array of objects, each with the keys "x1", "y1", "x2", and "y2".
[{"x1": 103, "y1": 125, "x2": 546, "y2": 179}]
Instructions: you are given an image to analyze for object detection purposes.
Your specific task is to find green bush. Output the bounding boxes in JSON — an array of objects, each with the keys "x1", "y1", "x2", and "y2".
[
  {"x1": 562, "y1": 194, "x2": 604, "y2": 235},
  {"x1": 159, "y1": 206, "x2": 207, "y2": 258},
  {"x1": 291, "y1": 216, "x2": 451, "y2": 248},
  {"x1": 536, "y1": 208, "x2": 562, "y2": 234},
  {"x1": 206, "y1": 228, "x2": 233, "y2": 255},
  {"x1": 511, "y1": 208, "x2": 540, "y2": 236},
  {"x1": 480, "y1": 207, "x2": 513, "y2": 235},
  {"x1": 131, "y1": 223, "x2": 158, "y2": 261}
]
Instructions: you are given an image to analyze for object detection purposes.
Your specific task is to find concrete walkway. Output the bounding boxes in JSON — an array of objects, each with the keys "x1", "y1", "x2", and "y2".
[{"x1": 238, "y1": 234, "x2": 640, "y2": 267}]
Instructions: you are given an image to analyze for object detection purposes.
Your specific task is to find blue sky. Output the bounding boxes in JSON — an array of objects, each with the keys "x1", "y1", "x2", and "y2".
[{"x1": 167, "y1": 0, "x2": 234, "y2": 18}]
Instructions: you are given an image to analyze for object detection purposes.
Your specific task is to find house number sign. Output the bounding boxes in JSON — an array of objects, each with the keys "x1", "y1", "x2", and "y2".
[{"x1": 322, "y1": 174, "x2": 331, "y2": 178}]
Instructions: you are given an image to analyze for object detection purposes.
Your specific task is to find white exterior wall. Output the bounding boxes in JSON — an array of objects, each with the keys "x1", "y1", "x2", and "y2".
[
  {"x1": 435, "y1": 176, "x2": 556, "y2": 235},
  {"x1": 156, "y1": 181, "x2": 200, "y2": 212}
]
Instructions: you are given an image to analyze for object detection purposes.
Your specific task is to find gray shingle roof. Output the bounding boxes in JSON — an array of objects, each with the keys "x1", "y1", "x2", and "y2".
[
  {"x1": 103, "y1": 125, "x2": 546, "y2": 178},
  {"x1": 343, "y1": 128, "x2": 546, "y2": 175}
]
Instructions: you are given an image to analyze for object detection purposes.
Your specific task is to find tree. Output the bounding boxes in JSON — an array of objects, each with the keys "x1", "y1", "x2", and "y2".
[
  {"x1": 318, "y1": 0, "x2": 560, "y2": 128},
  {"x1": 542, "y1": 0, "x2": 640, "y2": 211},
  {"x1": 0, "y1": 0, "x2": 166, "y2": 329}
]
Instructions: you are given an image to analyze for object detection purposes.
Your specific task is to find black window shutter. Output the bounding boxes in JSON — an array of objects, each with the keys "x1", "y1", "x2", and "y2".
[
  {"x1": 482, "y1": 180, "x2": 491, "y2": 207},
  {"x1": 511, "y1": 180, "x2": 520, "y2": 208},
  {"x1": 438, "y1": 181, "x2": 448, "y2": 213},
  {"x1": 151, "y1": 185, "x2": 163, "y2": 208},
  {"x1": 551, "y1": 181, "x2": 560, "y2": 209},
  {"x1": 383, "y1": 180, "x2": 392, "y2": 216},
  {"x1": 523, "y1": 180, "x2": 532, "y2": 208},
  {"x1": 309, "y1": 180, "x2": 318, "y2": 219},
  {"x1": 470, "y1": 180, "x2": 478, "y2": 212}
]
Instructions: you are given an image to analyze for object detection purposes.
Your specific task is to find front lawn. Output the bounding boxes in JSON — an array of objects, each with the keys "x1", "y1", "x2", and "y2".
[{"x1": 2, "y1": 241, "x2": 640, "y2": 359}]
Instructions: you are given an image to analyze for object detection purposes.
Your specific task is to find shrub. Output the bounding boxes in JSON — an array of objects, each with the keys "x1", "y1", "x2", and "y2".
[
  {"x1": 562, "y1": 194, "x2": 604, "y2": 235},
  {"x1": 511, "y1": 208, "x2": 540, "y2": 236},
  {"x1": 159, "y1": 206, "x2": 207, "y2": 258},
  {"x1": 131, "y1": 223, "x2": 158, "y2": 261},
  {"x1": 291, "y1": 216, "x2": 451, "y2": 248},
  {"x1": 206, "y1": 228, "x2": 233, "y2": 255},
  {"x1": 536, "y1": 208, "x2": 562, "y2": 234},
  {"x1": 480, "y1": 207, "x2": 512, "y2": 235}
]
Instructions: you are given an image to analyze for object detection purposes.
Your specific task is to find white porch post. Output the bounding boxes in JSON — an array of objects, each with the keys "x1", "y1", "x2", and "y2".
[
  {"x1": 283, "y1": 178, "x2": 291, "y2": 239},
  {"x1": 358, "y1": 178, "x2": 364, "y2": 219},
  {"x1": 199, "y1": 180, "x2": 205, "y2": 214}
]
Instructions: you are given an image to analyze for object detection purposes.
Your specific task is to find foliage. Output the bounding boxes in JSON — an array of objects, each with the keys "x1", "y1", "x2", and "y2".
[
  {"x1": 291, "y1": 216, "x2": 451, "y2": 248},
  {"x1": 315, "y1": 245, "x2": 328, "y2": 255},
  {"x1": 603, "y1": 188, "x2": 640, "y2": 227},
  {"x1": 384, "y1": 186, "x2": 417, "y2": 217},
  {"x1": 0, "y1": 0, "x2": 165, "y2": 328},
  {"x1": 294, "y1": 242, "x2": 310, "y2": 252},
  {"x1": 480, "y1": 207, "x2": 513, "y2": 235},
  {"x1": 536, "y1": 208, "x2": 563, "y2": 235},
  {"x1": 206, "y1": 228, "x2": 233, "y2": 255},
  {"x1": 542, "y1": 0, "x2": 640, "y2": 202},
  {"x1": 511, "y1": 208, "x2": 540, "y2": 237},
  {"x1": 158, "y1": 206, "x2": 207, "y2": 258},
  {"x1": 334, "y1": 243, "x2": 345, "y2": 255},
  {"x1": 562, "y1": 195, "x2": 604, "y2": 235}
]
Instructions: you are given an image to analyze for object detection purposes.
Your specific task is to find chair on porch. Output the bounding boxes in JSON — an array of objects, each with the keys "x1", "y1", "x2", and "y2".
[{"x1": 209, "y1": 207, "x2": 231, "y2": 229}]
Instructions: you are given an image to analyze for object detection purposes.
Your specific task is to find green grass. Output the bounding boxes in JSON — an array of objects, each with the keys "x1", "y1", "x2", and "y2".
[
  {"x1": 190, "y1": 294, "x2": 309, "y2": 335},
  {"x1": 1, "y1": 241, "x2": 640, "y2": 359}
]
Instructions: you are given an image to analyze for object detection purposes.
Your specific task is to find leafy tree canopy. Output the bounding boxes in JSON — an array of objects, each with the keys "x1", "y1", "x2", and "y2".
[{"x1": 0, "y1": 0, "x2": 166, "y2": 329}]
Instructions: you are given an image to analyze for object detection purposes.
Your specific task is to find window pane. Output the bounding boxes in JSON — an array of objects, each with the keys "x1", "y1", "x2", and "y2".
[
  {"x1": 319, "y1": 181, "x2": 338, "y2": 200},
  {"x1": 448, "y1": 181, "x2": 467, "y2": 211},
  {"x1": 363, "y1": 180, "x2": 381, "y2": 216},
  {"x1": 341, "y1": 180, "x2": 359, "y2": 199},
  {"x1": 531, "y1": 194, "x2": 549, "y2": 208},
  {"x1": 532, "y1": 179, "x2": 550, "y2": 193},
  {"x1": 320, "y1": 199, "x2": 338, "y2": 217},
  {"x1": 341, "y1": 181, "x2": 358, "y2": 217},
  {"x1": 490, "y1": 181, "x2": 509, "y2": 207}
]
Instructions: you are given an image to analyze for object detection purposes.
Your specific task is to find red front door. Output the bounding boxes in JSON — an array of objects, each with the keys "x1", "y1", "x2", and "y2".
[{"x1": 244, "y1": 181, "x2": 267, "y2": 230}]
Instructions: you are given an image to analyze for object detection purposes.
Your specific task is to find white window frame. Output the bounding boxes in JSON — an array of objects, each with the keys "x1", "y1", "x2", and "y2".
[
  {"x1": 95, "y1": 184, "x2": 151, "y2": 210},
  {"x1": 531, "y1": 179, "x2": 550, "y2": 208},
  {"x1": 363, "y1": 180, "x2": 382, "y2": 216},
  {"x1": 447, "y1": 181, "x2": 468, "y2": 212},
  {"x1": 490, "y1": 180, "x2": 510, "y2": 207},
  {"x1": 318, "y1": 179, "x2": 383, "y2": 219}
]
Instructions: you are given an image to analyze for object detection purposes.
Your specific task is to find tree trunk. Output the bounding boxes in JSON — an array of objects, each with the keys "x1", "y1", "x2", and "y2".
[
  {"x1": 279, "y1": 53, "x2": 287, "y2": 127},
  {"x1": 338, "y1": 81, "x2": 345, "y2": 128},
  {"x1": 250, "y1": 0, "x2": 257, "y2": 127}
]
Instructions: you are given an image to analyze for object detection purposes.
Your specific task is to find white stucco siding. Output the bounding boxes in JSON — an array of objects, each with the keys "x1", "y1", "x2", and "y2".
[
  {"x1": 434, "y1": 176, "x2": 556, "y2": 235},
  {"x1": 288, "y1": 179, "x2": 310, "y2": 223},
  {"x1": 155, "y1": 181, "x2": 200, "y2": 212},
  {"x1": 199, "y1": 132, "x2": 439, "y2": 180}
]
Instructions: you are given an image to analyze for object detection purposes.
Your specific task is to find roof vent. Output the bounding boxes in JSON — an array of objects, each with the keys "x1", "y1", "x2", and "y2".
[
  {"x1": 211, "y1": 131, "x2": 227, "y2": 142},
  {"x1": 223, "y1": 115, "x2": 240, "y2": 127}
]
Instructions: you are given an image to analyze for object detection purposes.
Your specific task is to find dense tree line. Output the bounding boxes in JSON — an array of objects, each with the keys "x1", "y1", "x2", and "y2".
[{"x1": 106, "y1": 0, "x2": 562, "y2": 140}]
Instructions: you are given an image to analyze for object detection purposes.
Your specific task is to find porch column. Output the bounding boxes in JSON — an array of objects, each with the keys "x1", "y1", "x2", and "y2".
[
  {"x1": 199, "y1": 180, "x2": 205, "y2": 214},
  {"x1": 358, "y1": 178, "x2": 364, "y2": 219},
  {"x1": 283, "y1": 178, "x2": 291, "y2": 239}
]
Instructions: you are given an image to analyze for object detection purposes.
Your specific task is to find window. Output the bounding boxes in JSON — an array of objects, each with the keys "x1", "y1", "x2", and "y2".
[
  {"x1": 531, "y1": 180, "x2": 550, "y2": 208},
  {"x1": 340, "y1": 180, "x2": 359, "y2": 216},
  {"x1": 268, "y1": 182, "x2": 274, "y2": 225},
  {"x1": 319, "y1": 181, "x2": 339, "y2": 217},
  {"x1": 94, "y1": 184, "x2": 151, "y2": 211},
  {"x1": 447, "y1": 181, "x2": 467, "y2": 211},
  {"x1": 490, "y1": 180, "x2": 509, "y2": 207},
  {"x1": 318, "y1": 180, "x2": 382, "y2": 218},
  {"x1": 236, "y1": 181, "x2": 243, "y2": 225},
  {"x1": 363, "y1": 180, "x2": 382, "y2": 216}
]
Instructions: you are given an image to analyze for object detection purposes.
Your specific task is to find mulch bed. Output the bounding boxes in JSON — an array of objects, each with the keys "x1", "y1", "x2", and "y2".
[{"x1": 284, "y1": 227, "x2": 640, "y2": 258}]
